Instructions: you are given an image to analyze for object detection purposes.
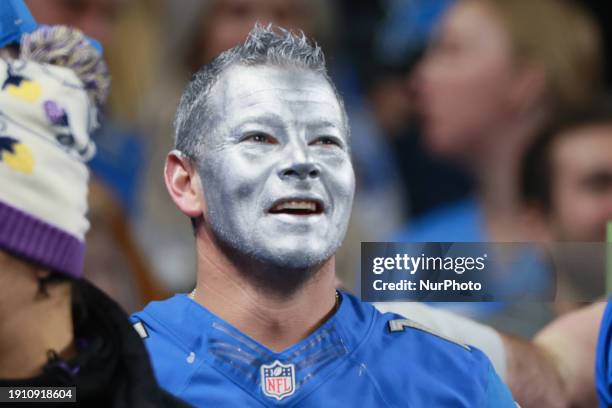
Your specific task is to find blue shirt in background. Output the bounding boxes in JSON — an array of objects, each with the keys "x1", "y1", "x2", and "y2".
[
  {"x1": 395, "y1": 197, "x2": 485, "y2": 243},
  {"x1": 597, "y1": 300, "x2": 612, "y2": 406},
  {"x1": 392, "y1": 197, "x2": 552, "y2": 322}
]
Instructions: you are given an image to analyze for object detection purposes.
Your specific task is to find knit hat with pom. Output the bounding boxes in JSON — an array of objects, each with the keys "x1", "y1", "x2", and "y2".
[{"x1": 0, "y1": 16, "x2": 110, "y2": 277}]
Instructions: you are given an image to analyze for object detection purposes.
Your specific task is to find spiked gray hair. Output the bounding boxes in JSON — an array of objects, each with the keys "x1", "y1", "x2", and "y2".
[{"x1": 174, "y1": 24, "x2": 348, "y2": 159}]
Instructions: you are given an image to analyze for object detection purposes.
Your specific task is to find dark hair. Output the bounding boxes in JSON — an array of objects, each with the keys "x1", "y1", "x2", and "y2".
[{"x1": 521, "y1": 99, "x2": 612, "y2": 211}]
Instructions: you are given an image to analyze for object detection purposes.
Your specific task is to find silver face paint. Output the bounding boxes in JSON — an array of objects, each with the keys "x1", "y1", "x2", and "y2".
[{"x1": 197, "y1": 65, "x2": 355, "y2": 270}]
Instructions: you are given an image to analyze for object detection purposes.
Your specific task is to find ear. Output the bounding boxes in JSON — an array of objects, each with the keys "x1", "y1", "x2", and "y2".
[{"x1": 164, "y1": 150, "x2": 205, "y2": 218}]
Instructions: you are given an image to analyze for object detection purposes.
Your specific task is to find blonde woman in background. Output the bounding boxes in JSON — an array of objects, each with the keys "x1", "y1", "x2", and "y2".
[{"x1": 395, "y1": 0, "x2": 604, "y2": 334}]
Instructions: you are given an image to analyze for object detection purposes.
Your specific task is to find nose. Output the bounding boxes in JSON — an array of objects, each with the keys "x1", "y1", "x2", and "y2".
[
  {"x1": 278, "y1": 146, "x2": 321, "y2": 181},
  {"x1": 279, "y1": 163, "x2": 321, "y2": 180}
]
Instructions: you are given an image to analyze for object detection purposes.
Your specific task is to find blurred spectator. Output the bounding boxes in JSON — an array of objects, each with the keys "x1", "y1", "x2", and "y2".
[
  {"x1": 336, "y1": 0, "x2": 473, "y2": 290},
  {"x1": 521, "y1": 102, "x2": 612, "y2": 242},
  {"x1": 25, "y1": 0, "x2": 168, "y2": 311},
  {"x1": 337, "y1": 0, "x2": 473, "y2": 221},
  {"x1": 520, "y1": 101, "x2": 612, "y2": 314},
  {"x1": 25, "y1": 0, "x2": 159, "y2": 211},
  {"x1": 399, "y1": 0, "x2": 603, "y2": 242},
  {"x1": 0, "y1": 14, "x2": 187, "y2": 405},
  {"x1": 369, "y1": 0, "x2": 474, "y2": 218}
]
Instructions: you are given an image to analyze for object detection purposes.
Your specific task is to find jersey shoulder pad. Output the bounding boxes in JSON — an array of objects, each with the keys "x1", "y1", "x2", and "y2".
[{"x1": 386, "y1": 317, "x2": 471, "y2": 351}]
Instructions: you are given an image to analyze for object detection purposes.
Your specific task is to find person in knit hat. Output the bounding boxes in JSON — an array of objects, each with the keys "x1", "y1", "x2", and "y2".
[{"x1": 0, "y1": 2, "x2": 191, "y2": 407}]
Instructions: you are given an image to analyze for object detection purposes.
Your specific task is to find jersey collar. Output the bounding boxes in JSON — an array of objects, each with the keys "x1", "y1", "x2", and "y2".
[{"x1": 141, "y1": 290, "x2": 376, "y2": 405}]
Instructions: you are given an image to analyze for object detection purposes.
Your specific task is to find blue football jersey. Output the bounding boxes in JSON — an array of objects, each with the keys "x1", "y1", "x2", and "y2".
[
  {"x1": 597, "y1": 300, "x2": 612, "y2": 407},
  {"x1": 131, "y1": 292, "x2": 516, "y2": 407}
]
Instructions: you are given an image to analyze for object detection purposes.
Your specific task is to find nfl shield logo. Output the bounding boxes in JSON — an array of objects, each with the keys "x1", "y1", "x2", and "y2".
[{"x1": 260, "y1": 360, "x2": 296, "y2": 400}]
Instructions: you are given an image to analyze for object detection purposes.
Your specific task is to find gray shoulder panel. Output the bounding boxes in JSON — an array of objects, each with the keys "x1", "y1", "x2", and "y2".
[
  {"x1": 132, "y1": 320, "x2": 149, "y2": 339},
  {"x1": 388, "y1": 318, "x2": 471, "y2": 351}
]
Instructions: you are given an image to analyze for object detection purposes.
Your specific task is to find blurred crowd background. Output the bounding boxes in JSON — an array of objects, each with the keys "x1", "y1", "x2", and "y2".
[{"x1": 23, "y1": 0, "x2": 612, "y2": 336}]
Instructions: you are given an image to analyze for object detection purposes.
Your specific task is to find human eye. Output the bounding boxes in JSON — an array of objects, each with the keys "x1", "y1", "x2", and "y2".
[
  {"x1": 241, "y1": 132, "x2": 278, "y2": 145},
  {"x1": 310, "y1": 136, "x2": 344, "y2": 149},
  {"x1": 583, "y1": 172, "x2": 612, "y2": 194}
]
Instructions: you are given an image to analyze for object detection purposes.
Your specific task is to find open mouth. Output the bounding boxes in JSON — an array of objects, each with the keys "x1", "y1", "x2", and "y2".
[{"x1": 268, "y1": 199, "x2": 324, "y2": 216}]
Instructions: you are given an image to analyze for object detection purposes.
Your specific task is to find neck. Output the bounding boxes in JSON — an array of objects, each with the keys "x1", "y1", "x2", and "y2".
[
  {"x1": 191, "y1": 229, "x2": 338, "y2": 352},
  {"x1": 0, "y1": 255, "x2": 74, "y2": 379},
  {"x1": 473, "y1": 110, "x2": 546, "y2": 241}
]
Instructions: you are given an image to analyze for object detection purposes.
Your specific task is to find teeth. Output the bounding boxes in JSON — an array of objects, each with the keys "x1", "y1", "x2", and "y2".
[{"x1": 273, "y1": 200, "x2": 317, "y2": 212}]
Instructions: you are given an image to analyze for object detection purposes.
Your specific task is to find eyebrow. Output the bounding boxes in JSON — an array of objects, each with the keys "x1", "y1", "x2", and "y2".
[
  {"x1": 581, "y1": 171, "x2": 612, "y2": 186},
  {"x1": 307, "y1": 120, "x2": 343, "y2": 130}
]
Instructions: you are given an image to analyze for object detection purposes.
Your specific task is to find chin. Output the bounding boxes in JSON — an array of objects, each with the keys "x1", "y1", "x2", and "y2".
[
  {"x1": 426, "y1": 137, "x2": 470, "y2": 164},
  {"x1": 257, "y1": 245, "x2": 334, "y2": 270}
]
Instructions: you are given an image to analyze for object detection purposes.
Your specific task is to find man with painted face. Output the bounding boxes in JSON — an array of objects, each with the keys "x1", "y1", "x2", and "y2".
[{"x1": 132, "y1": 25, "x2": 516, "y2": 407}]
